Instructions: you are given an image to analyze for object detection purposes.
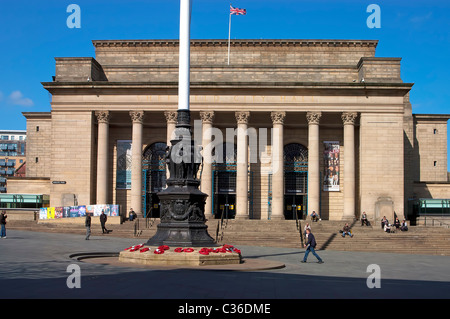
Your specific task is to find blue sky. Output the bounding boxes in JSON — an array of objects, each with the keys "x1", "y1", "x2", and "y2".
[{"x1": 0, "y1": 0, "x2": 449, "y2": 166}]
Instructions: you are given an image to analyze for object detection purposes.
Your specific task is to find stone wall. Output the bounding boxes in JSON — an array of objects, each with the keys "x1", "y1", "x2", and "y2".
[
  {"x1": 49, "y1": 111, "x2": 96, "y2": 207},
  {"x1": 90, "y1": 39, "x2": 379, "y2": 84},
  {"x1": 359, "y1": 113, "x2": 405, "y2": 222},
  {"x1": 24, "y1": 113, "x2": 52, "y2": 178},
  {"x1": 7, "y1": 177, "x2": 50, "y2": 195},
  {"x1": 414, "y1": 115, "x2": 449, "y2": 182},
  {"x1": 55, "y1": 57, "x2": 107, "y2": 82}
]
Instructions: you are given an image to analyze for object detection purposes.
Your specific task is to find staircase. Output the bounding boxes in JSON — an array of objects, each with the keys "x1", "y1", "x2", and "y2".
[
  {"x1": 7, "y1": 218, "x2": 450, "y2": 256},
  {"x1": 212, "y1": 219, "x2": 450, "y2": 256},
  {"x1": 7, "y1": 218, "x2": 158, "y2": 239}
]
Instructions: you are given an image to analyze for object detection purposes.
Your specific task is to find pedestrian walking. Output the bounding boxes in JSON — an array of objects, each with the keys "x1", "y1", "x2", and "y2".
[
  {"x1": 0, "y1": 210, "x2": 7, "y2": 239},
  {"x1": 301, "y1": 229, "x2": 323, "y2": 264},
  {"x1": 85, "y1": 214, "x2": 91, "y2": 240},
  {"x1": 100, "y1": 210, "x2": 108, "y2": 234}
]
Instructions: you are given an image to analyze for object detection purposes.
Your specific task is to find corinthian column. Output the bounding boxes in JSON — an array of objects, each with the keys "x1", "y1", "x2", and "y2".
[
  {"x1": 342, "y1": 112, "x2": 358, "y2": 220},
  {"x1": 271, "y1": 111, "x2": 286, "y2": 220},
  {"x1": 130, "y1": 111, "x2": 145, "y2": 217},
  {"x1": 96, "y1": 111, "x2": 110, "y2": 205},
  {"x1": 235, "y1": 111, "x2": 250, "y2": 219},
  {"x1": 164, "y1": 111, "x2": 178, "y2": 146},
  {"x1": 306, "y1": 111, "x2": 322, "y2": 217},
  {"x1": 200, "y1": 111, "x2": 215, "y2": 217}
]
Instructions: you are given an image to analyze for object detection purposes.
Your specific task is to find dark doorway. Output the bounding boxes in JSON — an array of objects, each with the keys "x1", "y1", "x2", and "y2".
[
  {"x1": 284, "y1": 143, "x2": 308, "y2": 220},
  {"x1": 214, "y1": 193, "x2": 237, "y2": 220},
  {"x1": 284, "y1": 194, "x2": 307, "y2": 220},
  {"x1": 142, "y1": 142, "x2": 167, "y2": 218}
]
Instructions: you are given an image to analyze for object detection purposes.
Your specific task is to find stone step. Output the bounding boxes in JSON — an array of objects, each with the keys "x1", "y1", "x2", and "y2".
[{"x1": 8, "y1": 218, "x2": 450, "y2": 255}]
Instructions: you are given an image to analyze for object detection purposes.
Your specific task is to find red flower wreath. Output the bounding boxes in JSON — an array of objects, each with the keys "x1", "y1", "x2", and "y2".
[
  {"x1": 140, "y1": 247, "x2": 150, "y2": 253},
  {"x1": 154, "y1": 248, "x2": 164, "y2": 254},
  {"x1": 183, "y1": 248, "x2": 194, "y2": 253},
  {"x1": 126, "y1": 243, "x2": 145, "y2": 252},
  {"x1": 174, "y1": 247, "x2": 184, "y2": 253},
  {"x1": 158, "y1": 245, "x2": 170, "y2": 251},
  {"x1": 199, "y1": 248, "x2": 211, "y2": 255}
]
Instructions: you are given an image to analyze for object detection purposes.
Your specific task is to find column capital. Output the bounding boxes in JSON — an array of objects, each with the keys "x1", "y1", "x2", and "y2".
[
  {"x1": 235, "y1": 111, "x2": 250, "y2": 125},
  {"x1": 200, "y1": 111, "x2": 215, "y2": 124},
  {"x1": 95, "y1": 111, "x2": 111, "y2": 124},
  {"x1": 130, "y1": 111, "x2": 145, "y2": 124},
  {"x1": 164, "y1": 111, "x2": 178, "y2": 124},
  {"x1": 342, "y1": 112, "x2": 358, "y2": 125},
  {"x1": 271, "y1": 111, "x2": 286, "y2": 125},
  {"x1": 306, "y1": 111, "x2": 322, "y2": 125}
]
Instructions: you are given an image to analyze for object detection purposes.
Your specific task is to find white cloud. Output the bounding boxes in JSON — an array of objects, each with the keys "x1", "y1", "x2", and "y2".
[
  {"x1": 8, "y1": 90, "x2": 34, "y2": 107},
  {"x1": 410, "y1": 12, "x2": 433, "y2": 24}
]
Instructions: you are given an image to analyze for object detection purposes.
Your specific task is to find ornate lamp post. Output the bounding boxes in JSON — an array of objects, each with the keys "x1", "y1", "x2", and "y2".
[{"x1": 146, "y1": 0, "x2": 216, "y2": 247}]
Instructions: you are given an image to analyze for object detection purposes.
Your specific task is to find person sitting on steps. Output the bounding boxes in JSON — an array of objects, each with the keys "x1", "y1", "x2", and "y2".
[{"x1": 342, "y1": 222, "x2": 353, "y2": 238}]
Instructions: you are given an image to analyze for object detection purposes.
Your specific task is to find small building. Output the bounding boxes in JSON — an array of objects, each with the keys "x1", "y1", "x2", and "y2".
[{"x1": 0, "y1": 130, "x2": 26, "y2": 193}]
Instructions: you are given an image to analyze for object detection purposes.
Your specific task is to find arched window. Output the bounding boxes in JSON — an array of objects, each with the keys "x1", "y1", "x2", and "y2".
[
  {"x1": 283, "y1": 143, "x2": 308, "y2": 220},
  {"x1": 284, "y1": 143, "x2": 308, "y2": 172},
  {"x1": 142, "y1": 142, "x2": 167, "y2": 217}
]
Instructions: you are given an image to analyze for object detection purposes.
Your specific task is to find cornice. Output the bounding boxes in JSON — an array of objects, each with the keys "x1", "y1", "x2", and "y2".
[
  {"x1": 93, "y1": 39, "x2": 379, "y2": 49},
  {"x1": 41, "y1": 81, "x2": 414, "y2": 91}
]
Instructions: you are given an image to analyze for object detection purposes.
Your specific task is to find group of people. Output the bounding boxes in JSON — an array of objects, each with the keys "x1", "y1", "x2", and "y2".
[
  {"x1": 300, "y1": 211, "x2": 411, "y2": 264},
  {"x1": 85, "y1": 208, "x2": 139, "y2": 240},
  {"x1": 361, "y1": 211, "x2": 409, "y2": 232},
  {"x1": 84, "y1": 210, "x2": 110, "y2": 240},
  {"x1": 381, "y1": 216, "x2": 408, "y2": 233}
]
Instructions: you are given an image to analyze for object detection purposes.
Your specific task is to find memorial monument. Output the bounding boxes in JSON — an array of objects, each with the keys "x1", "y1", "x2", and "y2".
[{"x1": 119, "y1": 0, "x2": 240, "y2": 266}]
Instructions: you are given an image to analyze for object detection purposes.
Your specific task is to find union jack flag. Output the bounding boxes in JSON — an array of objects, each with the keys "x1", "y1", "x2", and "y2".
[{"x1": 230, "y1": 5, "x2": 246, "y2": 15}]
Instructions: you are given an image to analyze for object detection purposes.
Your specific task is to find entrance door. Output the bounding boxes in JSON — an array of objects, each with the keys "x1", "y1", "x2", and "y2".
[
  {"x1": 284, "y1": 195, "x2": 306, "y2": 220},
  {"x1": 284, "y1": 143, "x2": 308, "y2": 220},
  {"x1": 214, "y1": 194, "x2": 236, "y2": 220},
  {"x1": 146, "y1": 193, "x2": 161, "y2": 218},
  {"x1": 213, "y1": 170, "x2": 237, "y2": 219},
  {"x1": 142, "y1": 142, "x2": 167, "y2": 218}
]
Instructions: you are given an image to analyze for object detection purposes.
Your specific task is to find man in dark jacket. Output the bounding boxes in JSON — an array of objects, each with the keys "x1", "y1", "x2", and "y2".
[
  {"x1": 0, "y1": 210, "x2": 7, "y2": 239},
  {"x1": 100, "y1": 210, "x2": 108, "y2": 234},
  {"x1": 301, "y1": 229, "x2": 324, "y2": 264},
  {"x1": 85, "y1": 214, "x2": 91, "y2": 240}
]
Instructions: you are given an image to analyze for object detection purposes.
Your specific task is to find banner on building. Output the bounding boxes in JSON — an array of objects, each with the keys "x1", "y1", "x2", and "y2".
[
  {"x1": 47, "y1": 207, "x2": 55, "y2": 219},
  {"x1": 116, "y1": 140, "x2": 132, "y2": 189},
  {"x1": 39, "y1": 208, "x2": 48, "y2": 220},
  {"x1": 323, "y1": 141, "x2": 340, "y2": 192},
  {"x1": 39, "y1": 205, "x2": 120, "y2": 219},
  {"x1": 55, "y1": 207, "x2": 63, "y2": 219}
]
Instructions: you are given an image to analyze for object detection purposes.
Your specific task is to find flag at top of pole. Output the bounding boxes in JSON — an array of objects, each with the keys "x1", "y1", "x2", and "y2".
[
  {"x1": 230, "y1": 5, "x2": 247, "y2": 15},
  {"x1": 228, "y1": 4, "x2": 247, "y2": 65}
]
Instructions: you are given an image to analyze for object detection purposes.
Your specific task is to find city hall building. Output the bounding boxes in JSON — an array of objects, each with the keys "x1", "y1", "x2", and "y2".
[{"x1": 10, "y1": 39, "x2": 450, "y2": 222}]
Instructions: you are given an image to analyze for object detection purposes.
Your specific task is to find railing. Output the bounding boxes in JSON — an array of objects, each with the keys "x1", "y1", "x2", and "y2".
[
  {"x1": 215, "y1": 208, "x2": 231, "y2": 243},
  {"x1": 422, "y1": 216, "x2": 450, "y2": 228},
  {"x1": 134, "y1": 218, "x2": 141, "y2": 237},
  {"x1": 295, "y1": 210, "x2": 304, "y2": 247}
]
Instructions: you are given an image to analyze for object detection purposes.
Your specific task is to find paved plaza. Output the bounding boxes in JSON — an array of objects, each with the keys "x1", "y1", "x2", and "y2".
[{"x1": 1, "y1": 229, "x2": 449, "y2": 301}]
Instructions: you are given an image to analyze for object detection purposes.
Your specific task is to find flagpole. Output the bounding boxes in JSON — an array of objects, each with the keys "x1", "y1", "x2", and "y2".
[
  {"x1": 228, "y1": 10, "x2": 232, "y2": 66},
  {"x1": 178, "y1": 0, "x2": 191, "y2": 111}
]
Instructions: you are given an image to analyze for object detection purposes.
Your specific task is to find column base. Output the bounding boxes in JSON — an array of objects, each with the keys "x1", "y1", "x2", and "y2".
[{"x1": 269, "y1": 215, "x2": 285, "y2": 220}]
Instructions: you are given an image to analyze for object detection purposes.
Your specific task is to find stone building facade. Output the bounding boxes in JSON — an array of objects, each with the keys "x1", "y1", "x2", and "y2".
[{"x1": 13, "y1": 39, "x2": 450, "y2": 222}]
